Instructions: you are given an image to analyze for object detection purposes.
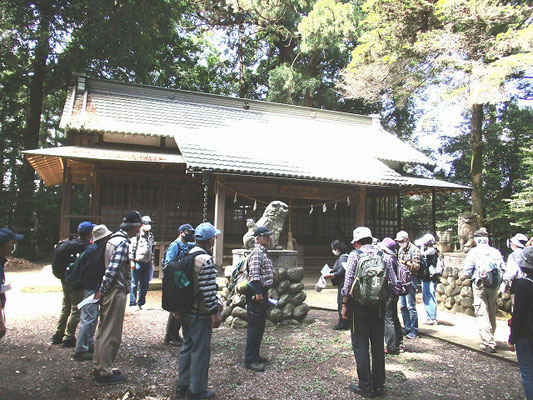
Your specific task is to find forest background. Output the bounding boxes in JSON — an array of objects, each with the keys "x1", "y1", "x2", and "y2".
[{"x1": 0, "y1": 0, "x2": 531, "y2": 257}]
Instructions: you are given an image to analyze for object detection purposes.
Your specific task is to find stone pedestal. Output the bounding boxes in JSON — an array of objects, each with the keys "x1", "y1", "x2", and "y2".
[
  {"x1": 223, "y1": 248, "x2": 310, "y2": 328},
  {"x1": 436, "y1": 252, "x2": 511, "y2": 315},
  {"x1": 232, "y1": 249, "x2": 298, "y2": 269}
]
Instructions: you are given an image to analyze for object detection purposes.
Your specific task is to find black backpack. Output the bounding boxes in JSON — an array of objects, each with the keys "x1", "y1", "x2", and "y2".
[
  {"x1": 162, "y1": 250, "x2": 206, "y2": 313},
  {"x1": 65, "y1": 247, "x2": 92, "y2": 290},
  {"x1": 78, "y1": 234, "x2": 118, "y2": 291},
  {"x1": 52, "y1": 239, "x2": 88, "y2": 280}
]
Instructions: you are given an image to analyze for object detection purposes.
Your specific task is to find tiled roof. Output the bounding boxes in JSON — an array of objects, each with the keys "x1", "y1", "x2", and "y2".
[
  {"x1": 23, "y1": 146, "x2": 186, "y2": 186},
  {"x1": 56, "y1": 77, "x2": 468, "y2": 190}
]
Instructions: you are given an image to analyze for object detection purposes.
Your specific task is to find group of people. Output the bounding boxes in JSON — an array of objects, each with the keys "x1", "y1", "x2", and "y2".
[
  {"x1": 323, "y1": 226, "x2": 533, "y2": 399},
  {"x1": 1, "y1": 216, "x2": 533, "y2": 399}
]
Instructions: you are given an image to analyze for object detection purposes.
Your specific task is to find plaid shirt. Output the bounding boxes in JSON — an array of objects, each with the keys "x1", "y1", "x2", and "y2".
[
  {"x1": 248, "y1": 244, "x2": 274, "y2": 294},
  {"x1": 341, "y1": 244, "x2": 379, "y2": 297},
  {"x1": 398, "y1": 242, "x2": 421, "y2": 273},
  {"x1": 100, "y1": 232, "x2": 130, "y2": 294}
]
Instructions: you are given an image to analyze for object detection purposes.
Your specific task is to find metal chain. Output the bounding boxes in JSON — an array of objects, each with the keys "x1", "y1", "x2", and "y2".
[{"x1": 203, "y1": 181, "x2": 208, "y2": 222}]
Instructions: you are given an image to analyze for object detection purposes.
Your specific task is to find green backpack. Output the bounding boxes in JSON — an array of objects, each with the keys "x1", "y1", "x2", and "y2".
[{"x1": 350, "y1": 249, "x2": 388, "y2": 307}]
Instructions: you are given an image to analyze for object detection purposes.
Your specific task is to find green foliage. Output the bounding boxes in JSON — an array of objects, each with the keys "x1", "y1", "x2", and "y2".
[
  {"x1": 0, "y1": 0, "x2": 233, "y2": 256},
  {"x1": 437, "y1": 101, "x2": 533, "y2": 244},
  {"x1": 508, "y1": 146, "x2": 533, "y2": 230}
]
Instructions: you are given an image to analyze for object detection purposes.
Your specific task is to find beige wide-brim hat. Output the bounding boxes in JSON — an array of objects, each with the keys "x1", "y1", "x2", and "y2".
[{"x1": 92, "y1": 224, "x2": 112, "y2": 241}]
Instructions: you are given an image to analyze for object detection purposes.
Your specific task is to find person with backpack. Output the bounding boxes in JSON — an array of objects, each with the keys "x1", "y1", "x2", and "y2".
[
  {"x1": 162, "y1": 223, "x2": 195, "y2": 347},
  {"x1": 51, "y1": 221, "x2": 95, "y2": 347},
  {"x1": 341, "y1": 227, "x2": 388, "y2": 398},
  {"x1": 380, "y1": 237, "x2": 409, "y2": 356},
  {"x1": 323, "y1": 240, "x2": 349, "y2": 330},
  {"x1": 503, "y1": 233, "x2": 529, "y2": 286},
  {"x1": 72, "y1": 224, "x2": 113, "y2": 361},
  {"x1": 92, "y1": 211, "x2": 141, "y2": 386},
  {"x1": 244, "y1": 226, "x2": 275, "y2": 373},
  {"x1": 0, "y1": 228, "x2": 24, "y2": 339},
  {"x1": 175, "y1": 222, "x2": 221, "y2": 400},
  {"x1": 128, "y1": 215, "x2": 155, "y2": 310},
  {"x1": 463, "y1": 228, "x2": 504, "y2": 353},
  {"x1": 415, "y1": 234, "x2": 439, "y2": 326},
  {"x1": 395, "y1": 230, "x2": 421, "y2": 340},
  {"x1": 507, "y1": 246, "x2": 533, "y2": 400}
]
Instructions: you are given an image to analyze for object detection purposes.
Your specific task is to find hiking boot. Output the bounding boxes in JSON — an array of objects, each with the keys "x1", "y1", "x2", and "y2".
[
  {"x1": 245, "y1": 362, "x2": 265, "y2": 372},
  {"x1": 94, "y1": 372, "x2": 126, "y2": 386},
  {"x1": 385, "y1": 348, "x2": 400, "y2": 356},
  {"x1": 333, "y1": 323, "x2": 349, "y2": 330},
  {"x1": 72, "y1": 351, "x2": 93, "y2": 361},
  {"x1": 175, "y1": 384, "x2": 189, "y2": 399},
  {"x1": 187, "y1": 389, "x2": 215, "y2": 399},
  {"x1": 257, "y1": 355, "x2": 269, "y2": 363},
  {"x1": 164, "y1": 337, "x2": 183, "y2": 347},
  {"x1": 51, "y1": 333, "x2": 64, "y2": 345},
  {"x1": 62, "y1": 338, "x2": 77, "y2": 348},
  {"x1": 480, "y1": 344, "x2": 496, "y2": 353},
  {"x1": 349, "y1": 382, "x2": 376, "y2": 398},
  {"x1": 374, "y1": 387, "x2": 385, "y2": 397}
]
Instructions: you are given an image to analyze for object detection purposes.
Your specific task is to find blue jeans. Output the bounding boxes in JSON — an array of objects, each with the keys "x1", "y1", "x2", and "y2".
[
  {"x1": 75, "y1": 289, "x2": 98, "y2": 353},
  {"x1": 400, "y1": 276, "x2": 418, "y2": 335},
  {"x1": 130, "y1": 262, "x2": 150, "y2": 306},
  {"x1": 422, "y1": 280, "x2": 437, "y2": 322},
  {"x1": 516, "y1": 338, "x2": 533, "y2": 400}
]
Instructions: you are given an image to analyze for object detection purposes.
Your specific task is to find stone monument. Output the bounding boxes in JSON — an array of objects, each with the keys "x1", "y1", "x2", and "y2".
[
  {"x1": 457, "y1": 212, "x2": 480, "y2": 252},
  {"x1": 222, "y1": 200, "x2": 310, "y2": 328}
]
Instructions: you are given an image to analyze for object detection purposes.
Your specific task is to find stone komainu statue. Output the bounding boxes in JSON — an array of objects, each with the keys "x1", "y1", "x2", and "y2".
[
  {"x1": 458, "y1": 212, "x2": 480, "y2": 252},
  {"x1": 243, "y1": 201, "x2": 289, "y2": 250}
]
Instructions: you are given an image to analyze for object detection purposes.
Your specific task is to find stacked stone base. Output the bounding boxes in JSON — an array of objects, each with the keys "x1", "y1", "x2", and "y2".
[
  {"x1": 221, "y1": 266, "x2": 311, "y2": 329},
  {"x1": 436, "y1": 252, "x2": 512, "y2": 316}
]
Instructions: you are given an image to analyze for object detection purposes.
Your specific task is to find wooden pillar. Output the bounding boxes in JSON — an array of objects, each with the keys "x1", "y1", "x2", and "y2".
[
  {"x1": 214, "y1": 180, "x2": 226, "y2": 267},
  {"x1": 59, "y1": 160, "x2": 72, "y2": 240},
  {"x1": 431, "y1": 188, "x2": 437, "y2": 237},
  {"x1": 397, "y1": 189, "x2": 402, "y2": 231},
  {"x1": 356, "y1": 186, "x2": 367, "y2": 227}
]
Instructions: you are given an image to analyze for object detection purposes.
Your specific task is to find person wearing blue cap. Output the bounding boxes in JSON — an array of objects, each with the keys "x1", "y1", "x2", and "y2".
[
  {"x1": 244, "y1": 226, "x2": 274, "y2": 373},
  {"x1": 0, "y1": 228, "x2": 23, "y2": 339},
  {"x1": 51, "y1": 221, "x2": 95, "y2": 347},
  {"x1": 176, "y1": 222, "x2": 221, "y2": 400},
  {"x1": 163, "y1": 223, "x2": 196, "y2": 346}
]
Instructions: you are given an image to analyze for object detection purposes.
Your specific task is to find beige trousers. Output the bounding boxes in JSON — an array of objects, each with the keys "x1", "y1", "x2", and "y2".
[
  {"x1": 93, "y1": 284, "x2": 127, "y2": 376},
  {"x1": 473, "y1": 284, "x2": 498, "y2": 349}
]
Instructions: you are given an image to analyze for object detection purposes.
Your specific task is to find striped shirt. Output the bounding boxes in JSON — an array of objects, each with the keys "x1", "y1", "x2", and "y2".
[
  {"x1": 100, "y1": 232, "x2": 130, "y2": 294},
  {"x1": 190, "y1": 246, "x2": 219, "y2": 314},
  {"x1": 248, "y1": 244, "x2": 274, "y2": 293}
]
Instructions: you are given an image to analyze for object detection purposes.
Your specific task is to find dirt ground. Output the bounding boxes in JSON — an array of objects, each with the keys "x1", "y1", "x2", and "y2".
[{"x1": 0, "y1": 263, "x2": 527, "y2": 400}]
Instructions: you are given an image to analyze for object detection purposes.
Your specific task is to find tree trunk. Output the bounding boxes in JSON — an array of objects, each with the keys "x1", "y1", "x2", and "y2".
[
  {"x1": 469, "y1": 103, "x2": 484, "y2": 223},
  {"x1": 304, "y1": 51, "x2": 319, "y2": 107},
  {"x1": 13, "y1": 8, "x2": 51, "y2": 255}
]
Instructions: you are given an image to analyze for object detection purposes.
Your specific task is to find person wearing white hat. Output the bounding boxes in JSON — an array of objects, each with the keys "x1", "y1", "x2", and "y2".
[
  {"x1": 128, "y1": 215, "x2": 155, "y2": 310},
  {"x1": 341, "y1": 226, "x2": 387, "y2": 398},
  {"x1": 503, "y1": 233, "x2": 529, "y2": 285},
  {"x1": 463, "y1": 228, "x2": 504, "y2": 353}
]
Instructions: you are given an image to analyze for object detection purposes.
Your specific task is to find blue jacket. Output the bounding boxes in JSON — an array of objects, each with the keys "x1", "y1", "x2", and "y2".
[{"x1": 163, "y1": 238, "x2": 195, "y2": 268}]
